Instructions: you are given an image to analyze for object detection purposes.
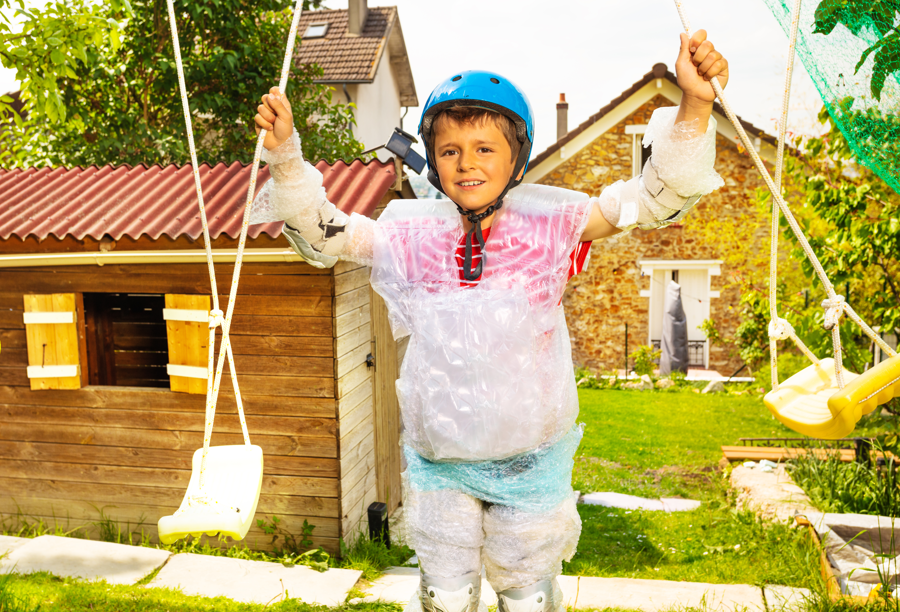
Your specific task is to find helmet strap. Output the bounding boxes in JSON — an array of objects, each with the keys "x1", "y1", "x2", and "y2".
[{"x1": 456, "y1": 180, "x2": 516, "y2": 282}]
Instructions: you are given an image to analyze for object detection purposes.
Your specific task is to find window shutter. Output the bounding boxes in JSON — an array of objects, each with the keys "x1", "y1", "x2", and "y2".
[
  {"x1": 164, "y1": 294, "x2": 210, "y2": 395},
  {"x1": 23, "y1": 293, "x2": 81, "y2": 390}
]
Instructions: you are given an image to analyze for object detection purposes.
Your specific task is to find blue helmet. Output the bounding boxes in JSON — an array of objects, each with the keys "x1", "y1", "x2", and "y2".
[{"x1": 418, "y1": 70, "x2": 535, "y2": 195}]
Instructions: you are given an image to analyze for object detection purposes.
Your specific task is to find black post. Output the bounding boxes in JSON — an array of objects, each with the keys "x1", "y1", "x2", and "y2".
[
  {"x1": 625, "y1": 323, "x2": 629, "y2": 374},
  {"x1": 854, "y1": 438, "x2": 872, "y2": 464},
  {"x1": 367, "y1": 502, "x2": 390, "y2": 548}
]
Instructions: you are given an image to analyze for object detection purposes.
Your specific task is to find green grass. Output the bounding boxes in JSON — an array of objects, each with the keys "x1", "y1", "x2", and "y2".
[
  {"x1": 0, "y1": 571, "x2": 403, "y2": 612},
  {"x1": 574, "y1": 388, "x2": 794, "y2": 500},
  {"x1": 564, "y1": 499, "x2": 821, "y2": 587},
  {"x1": 569, "y1": 388, "x2": 821, "y2": 587}
]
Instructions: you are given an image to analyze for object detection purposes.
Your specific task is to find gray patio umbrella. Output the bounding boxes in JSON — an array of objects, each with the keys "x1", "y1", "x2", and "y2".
[{"x1": 660, "y1": 280, "x2": 688, "y2": 375}]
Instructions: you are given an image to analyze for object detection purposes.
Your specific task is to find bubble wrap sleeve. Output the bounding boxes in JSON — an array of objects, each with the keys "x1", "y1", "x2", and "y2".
[
  {"x1": 642, "y1": 105, "x2": 724, "y2": 197},
  {"x1": 598, "y1": 106, "x2": 724, "y2": 231},
  {"x1": 249, "y1": 131, "x2": 327, "y2": 226},
  {"x1": 249, "y1": 131, "x2": 377, "y2": 269},
  {"x1": 340, "y1": 213, "x2": 375, "y2": 267}
]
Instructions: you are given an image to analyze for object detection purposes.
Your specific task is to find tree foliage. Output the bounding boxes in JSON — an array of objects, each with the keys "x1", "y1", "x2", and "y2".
[
  {"x1": 814, "y1": 0, "x2": 900, "y2": 101},
  {"x1": 1, "y1": 0, "x2": 364, "y2": 168},
  {"x1": 712, "y1": 107, "x2": 900, "y2": 378}
]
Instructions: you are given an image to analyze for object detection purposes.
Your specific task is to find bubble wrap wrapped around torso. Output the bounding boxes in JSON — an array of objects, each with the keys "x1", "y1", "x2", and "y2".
[{"x1": 371, "y1": 184, "x2": 593, "y2": 462}]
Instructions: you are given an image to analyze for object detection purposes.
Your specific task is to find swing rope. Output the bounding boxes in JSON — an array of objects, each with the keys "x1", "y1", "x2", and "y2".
[
  {"x1": 671, "y1": 0, "x2": 898, "y2": 392},
  {"x1": 767, "y1": 0, "x2": 820, "y2": 392},
  {"x1": 165, "y1": 0, "x2": 306, "y2": 493}
]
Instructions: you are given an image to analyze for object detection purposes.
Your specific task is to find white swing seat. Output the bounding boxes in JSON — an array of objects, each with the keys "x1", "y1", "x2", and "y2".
[
  {"x1": 158, "y1": 444, "x2": 264, "y2": 545},
  {"x1": 764, "y1": 358, "x2": 861, "y2": 439}
]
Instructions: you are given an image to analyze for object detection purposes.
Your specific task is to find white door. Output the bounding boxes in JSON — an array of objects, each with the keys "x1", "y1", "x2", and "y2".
[{"x1": 648, "y1": 267, "x2": 711, "y2": 367}]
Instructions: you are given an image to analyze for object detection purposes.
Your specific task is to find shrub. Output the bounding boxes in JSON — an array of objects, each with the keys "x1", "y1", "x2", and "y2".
[{"x1": 629, "y1": 345, "x2": 660, "y2": 377}]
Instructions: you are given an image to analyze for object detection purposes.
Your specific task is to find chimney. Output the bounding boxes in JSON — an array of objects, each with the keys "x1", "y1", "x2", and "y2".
[
  {"x1": 556, "y1": 93, "x2": 568, "y2": 142},
  {"x1": 348, "y1": 0, "x2": 368, "y2": 36}
]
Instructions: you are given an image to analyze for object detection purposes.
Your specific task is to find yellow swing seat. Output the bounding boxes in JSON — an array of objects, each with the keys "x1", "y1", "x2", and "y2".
[
  {"x1": 765, "y1": 355, "x2": 900, "y2": 439},
  {"x1": 158, "y1": 445, "x2": 264, "y2": 545},
  {"x1": 764, "y1": 358, "x2": 860, "y2": 439},
  {"x1": 828, "y1": 353, "x2": 900, "y2": 425}
]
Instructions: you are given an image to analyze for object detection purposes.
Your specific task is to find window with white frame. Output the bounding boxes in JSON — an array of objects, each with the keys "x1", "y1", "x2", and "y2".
[
  {"x1": 303, "y1": 23, "x2": 329, "y2": 38},
  {"x1": 625, "y1": 124, "x2": 651, "y2": 178}
]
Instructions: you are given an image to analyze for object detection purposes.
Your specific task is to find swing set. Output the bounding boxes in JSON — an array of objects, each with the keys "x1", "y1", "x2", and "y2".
[
  {"x1": 156, "y1": 0, "x2": 305, "y2": 544},
  {"x1": 673, "y1": 0, "x2": 900, "y2": 440},
  {"x1": 155, "y1": 0, "x2": 900, "y2": 545}
]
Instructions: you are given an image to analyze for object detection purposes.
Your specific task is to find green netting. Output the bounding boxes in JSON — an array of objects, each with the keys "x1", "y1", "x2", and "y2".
[{"x1": 764, "y1": 0, "x2": 900, "y2": 194}]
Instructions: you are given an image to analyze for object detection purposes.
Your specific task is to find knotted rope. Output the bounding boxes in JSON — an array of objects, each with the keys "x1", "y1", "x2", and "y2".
[
  {"x1": 672, "y1": 0, "x2": 897, "y2": 392},
  {"x1": 166, "y1": 0, "x2": 305, "y2": 488}
]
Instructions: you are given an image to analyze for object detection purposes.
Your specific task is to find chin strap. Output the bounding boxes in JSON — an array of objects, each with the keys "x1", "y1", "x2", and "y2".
[{"x1": 456, "y1": 181, "x2": 516, "y2": 282}]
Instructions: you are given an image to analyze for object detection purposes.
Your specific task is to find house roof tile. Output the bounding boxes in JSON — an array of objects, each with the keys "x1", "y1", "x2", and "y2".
[
  {"x1": 529, "y1": 63, "x2": 778, "y2": 169},
  {"x1": 295, "y1": 7, "x2": 395, "y2": 83}
]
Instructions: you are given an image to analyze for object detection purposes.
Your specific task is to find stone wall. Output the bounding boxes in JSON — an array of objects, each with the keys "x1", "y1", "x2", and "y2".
[{"x1": 537, "y1": 95, "x2": 769, "y2": 374}]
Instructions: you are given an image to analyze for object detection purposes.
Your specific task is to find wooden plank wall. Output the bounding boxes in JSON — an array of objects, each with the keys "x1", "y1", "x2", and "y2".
[
  {"x1": 333, "y1": 261, "x2": 377, "y2": 545},
  {"x1": 371, "y1": 289, "x2": 402, "y2": 514},
  {"x1": 0, "y1": 262, "x2": 343, "y2": 553}
]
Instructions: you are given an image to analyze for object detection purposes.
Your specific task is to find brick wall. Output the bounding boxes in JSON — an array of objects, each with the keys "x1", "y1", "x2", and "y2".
[{"x1": 536, "y1": 95, "x2": 769, "y2": 374}]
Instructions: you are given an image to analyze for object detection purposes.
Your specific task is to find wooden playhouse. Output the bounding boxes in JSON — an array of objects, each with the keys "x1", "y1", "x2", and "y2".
[{"x1": 0, "y1": 157, "x2": 413, "y2": 553}]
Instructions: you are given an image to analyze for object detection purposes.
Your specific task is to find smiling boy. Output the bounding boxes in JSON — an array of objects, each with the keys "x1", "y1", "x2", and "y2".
[{"x1": 250, "y1": 30, "x2": 728, "y2": 612}]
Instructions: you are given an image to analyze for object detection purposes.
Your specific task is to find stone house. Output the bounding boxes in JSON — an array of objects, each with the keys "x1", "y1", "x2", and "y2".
[
  {"x1": 295, "y1": 0, "x2": 417, "y2": 159},
  {"x1": 524, "y1": 63, "x2": 779, "y2": 376}
]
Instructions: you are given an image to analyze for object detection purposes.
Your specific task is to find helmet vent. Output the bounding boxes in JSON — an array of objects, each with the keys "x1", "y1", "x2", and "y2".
[
  {"x1": 490, "y1": 77, "x2": 500, "y2": 84},
  {"x1": 452, "y1": 75, "x2": 462, "y2": 82}
]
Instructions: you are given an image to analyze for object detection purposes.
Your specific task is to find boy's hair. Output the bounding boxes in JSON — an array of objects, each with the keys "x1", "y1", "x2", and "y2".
[{"x1": 429, "y1": 107, "x2": 521, "y2": 163}]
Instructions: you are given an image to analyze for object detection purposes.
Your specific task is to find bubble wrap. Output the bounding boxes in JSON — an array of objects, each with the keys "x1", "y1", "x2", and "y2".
[
  {"x1": 403, "y1": 426, "x2": 582, "y2": 514},
  {"x1": 403, "y1": 475, "x2": 581, "y2": 598},
  {"x1": 642, "y1": 106, "x2": 724, "y2": 197},
  {"x1": 249, "y1": 131, "x2": 327, "y2": 226},
  {"x1": 482, "y1": 498, "x2": 581, "y2": 593},
  {"x1": 342, "y1": 213, "x2": 376, "y2": 267},
  {"x1": 372, "y1": 185, "x2": 592, "y2": 461}
]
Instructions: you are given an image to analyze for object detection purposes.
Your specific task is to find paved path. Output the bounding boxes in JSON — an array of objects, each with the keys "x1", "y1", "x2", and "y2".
[
  {"x1": 359, "y1": 567, "x2": 812, "y2": 612},
  {"x1": 1, "y1": 534, "x2": 812, "y2": 611}
]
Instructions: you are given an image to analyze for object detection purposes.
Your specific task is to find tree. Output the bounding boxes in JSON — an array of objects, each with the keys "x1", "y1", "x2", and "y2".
[
  {"x1": 709, "y1": 107, "x2": 899, "y2": 381},
  {"x1": 0, "y1": 0, "x2": 130, "y2": 165},
  {"x1": 1, "y1": 0, "x2": 364, "y2": 168}
]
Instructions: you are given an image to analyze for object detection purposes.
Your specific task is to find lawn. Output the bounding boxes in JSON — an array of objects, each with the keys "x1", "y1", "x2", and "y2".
[
  {"x1": 0, "y1": 571, "x2": 401, "y2": 612},
  {"x1": 566, "y1": 388, "x2": 821, "y2": 588}
]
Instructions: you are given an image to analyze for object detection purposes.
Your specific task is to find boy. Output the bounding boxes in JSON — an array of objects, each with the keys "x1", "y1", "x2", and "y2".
[{"x1": 251, "y1": 30, "x2": 728, "y2": 612}]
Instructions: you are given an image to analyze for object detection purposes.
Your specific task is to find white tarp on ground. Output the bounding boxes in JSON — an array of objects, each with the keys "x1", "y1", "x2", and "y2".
[
  {"x1": 807, "y1": 512, "x2": 900, "y2": 597},
  {"x1": 581, "y1": 492, "x2": 701, "y2": 512}
]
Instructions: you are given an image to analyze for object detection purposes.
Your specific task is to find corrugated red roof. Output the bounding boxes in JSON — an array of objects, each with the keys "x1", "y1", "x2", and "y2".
[{"x1": 0, "y1": 158, "x2": 397, "y2": 242}]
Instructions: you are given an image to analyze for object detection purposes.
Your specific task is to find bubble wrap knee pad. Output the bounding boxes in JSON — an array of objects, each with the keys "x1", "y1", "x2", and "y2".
[
  {"x1": 482, "y1": 497, "x2": 581, "y2": 593},
  {"x1": 403, "y1": 483, "x2": 484, "y2": 579}
]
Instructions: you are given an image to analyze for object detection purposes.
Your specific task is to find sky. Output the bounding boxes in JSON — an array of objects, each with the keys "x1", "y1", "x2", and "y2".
[{"x1": 0, "y1": 0, "x2": 827, "y2": 165}]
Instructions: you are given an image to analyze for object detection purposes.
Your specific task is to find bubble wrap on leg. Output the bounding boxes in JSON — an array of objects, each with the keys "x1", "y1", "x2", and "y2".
[
  {"x1": 403, "y1": 479, "x2": 484, "y2": 579},
  {"x1": 482, "y1": 497, "x2": 581, "y2": 594}
]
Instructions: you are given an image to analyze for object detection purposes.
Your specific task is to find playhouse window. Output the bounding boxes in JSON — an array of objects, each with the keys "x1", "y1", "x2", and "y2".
[{"x1": 83, "y1": 293, "x2": 169, "y2": 388}]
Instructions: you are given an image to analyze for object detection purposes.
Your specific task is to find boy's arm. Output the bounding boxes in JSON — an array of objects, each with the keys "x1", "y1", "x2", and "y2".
[
  {"x1": 251, "y1": 89, "x2": 375, "y2": 268},
  {"x1": 581, "y1": 30, "x2": 728, "y2": 242}
]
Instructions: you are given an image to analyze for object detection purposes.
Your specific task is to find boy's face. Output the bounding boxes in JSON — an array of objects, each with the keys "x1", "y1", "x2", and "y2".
[{"x1": 433, "y1": 117, "x2": 518, "y2": 214}]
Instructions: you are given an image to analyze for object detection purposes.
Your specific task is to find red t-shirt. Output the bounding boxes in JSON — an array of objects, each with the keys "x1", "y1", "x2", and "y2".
[{"x1": 455, "y1": 227, "x2": 592, "y2": 287}]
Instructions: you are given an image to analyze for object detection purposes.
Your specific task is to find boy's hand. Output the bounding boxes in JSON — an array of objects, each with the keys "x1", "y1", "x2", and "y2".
[
  {"x1": 676, "y1": 30, "x2": 728, "y2": 107},
  {"x1": 254, "y1": 86, "x2": 294, "y2": 150}
]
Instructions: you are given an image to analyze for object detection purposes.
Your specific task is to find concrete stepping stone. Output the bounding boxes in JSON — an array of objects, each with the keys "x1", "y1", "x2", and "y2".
[
  {"x1": 574, "y1": 576, "x2": 764, "y2": 611},
  {"x1": 0, "y1": 536, "x2": 30, "y2": 558},
  {"x1": 0, "y1": 535, "x2": 171, "y2": 585},
  {"x1": 763, "y1": 585, "x2": 813, "y2": 612},
  {"x1": 361, "y1": 567, "x2": 578, "y2": 607},
  {"x1": 581, "y1": 492, "x2": 701, "y2": 512},
  {"x1": 146, "y1": 552, "x2": 362, "y2": 606}
]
